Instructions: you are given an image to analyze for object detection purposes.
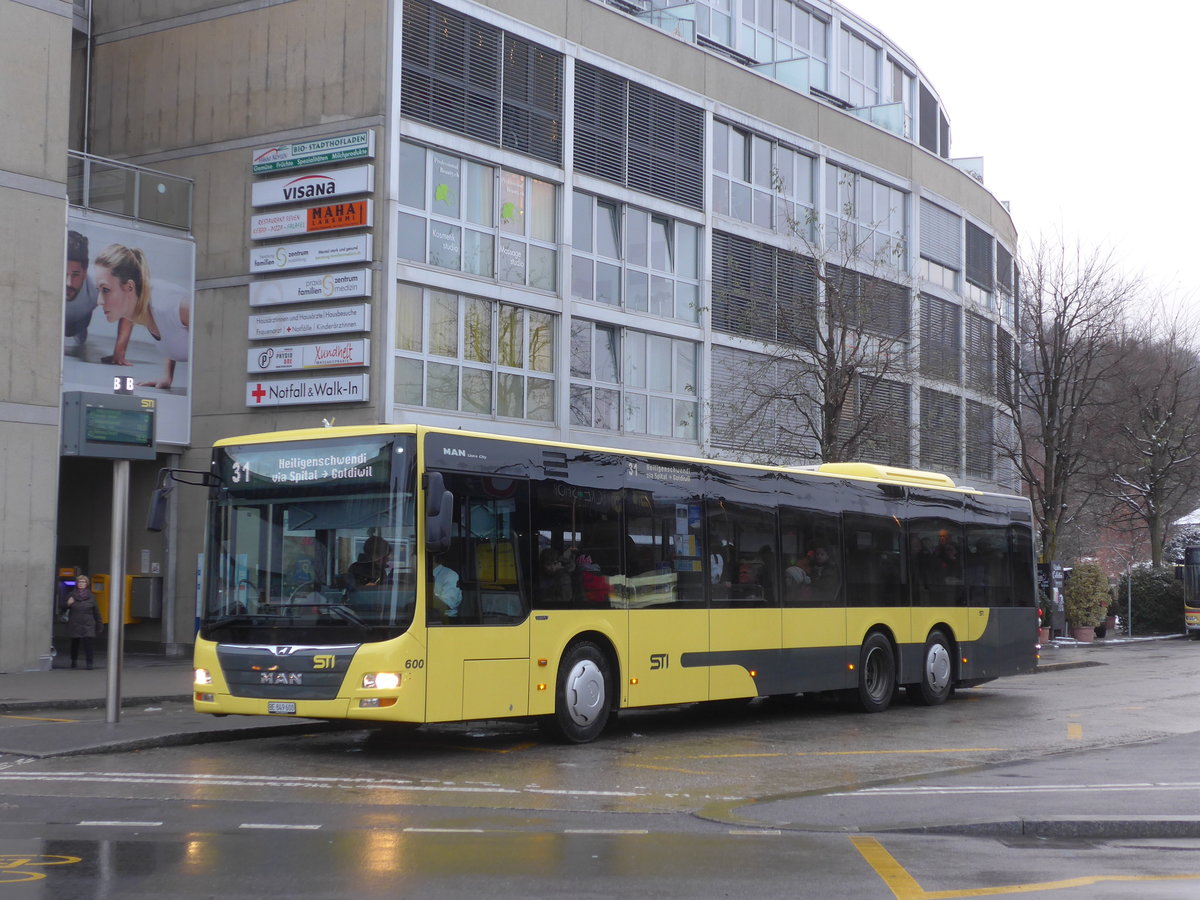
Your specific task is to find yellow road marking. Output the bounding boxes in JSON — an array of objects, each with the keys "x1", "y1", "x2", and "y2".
[
  {"x1": 0, "y1": 855, "x2": 81, "y2": 884},
  {"x1": 1067, "y1": 722, "x2": 1083, "y2": 740},
  {"x1": 621, "y1": 763, "x2": 717, "y2": 775},
  {"x1": 851, "y1": 835, "x2": 1200, "y2": 898},
  {"x1": 0, "y1": 714, "x2": 77, "y2": 723}
]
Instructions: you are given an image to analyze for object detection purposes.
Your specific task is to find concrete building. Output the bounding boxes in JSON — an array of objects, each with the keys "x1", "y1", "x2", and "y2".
[{"x1": 0, "y1": 0, "x2": 1018, "y2": 670}]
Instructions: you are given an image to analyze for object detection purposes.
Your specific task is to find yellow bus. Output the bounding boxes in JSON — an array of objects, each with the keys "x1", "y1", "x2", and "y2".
[{"x1": 190, "y1": 424, "x2": 1037, "y2": 742}]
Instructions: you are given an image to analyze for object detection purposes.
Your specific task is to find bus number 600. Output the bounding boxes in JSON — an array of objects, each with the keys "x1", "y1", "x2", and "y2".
[{"x1": 405, "y1": 659, "x2": 425, "y2": 670}]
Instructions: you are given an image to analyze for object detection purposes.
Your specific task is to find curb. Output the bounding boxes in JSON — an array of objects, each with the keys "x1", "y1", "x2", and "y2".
[
  {"x1": 892, "y1": 817, "x2": 1200, "y2": 839},
  {"x1": 0, "y1": 695, "x2": 191, "y2": 714}
]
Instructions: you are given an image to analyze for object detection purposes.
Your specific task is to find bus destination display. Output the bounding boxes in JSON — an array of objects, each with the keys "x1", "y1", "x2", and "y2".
[
  {"x1": 219, "y1": 439, "x2": 394, "y2": 489},
  {"x1": 85, "y1": 406, "x2": 154, "y2": 446}
]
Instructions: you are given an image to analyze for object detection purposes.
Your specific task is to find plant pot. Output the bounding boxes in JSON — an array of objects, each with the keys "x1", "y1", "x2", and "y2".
[{"x1": 1070, "y1": 626, "x2": 1095, "y2": 643}]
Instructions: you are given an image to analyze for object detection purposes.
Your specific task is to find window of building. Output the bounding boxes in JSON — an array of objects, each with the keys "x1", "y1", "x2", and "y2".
[
  {"x1": 918, "y1": 199, "x2": 961, "y2": 291},
  {"x1": 574, "y1": 62, "x2": 704, "y2": 210},
  {"x1": 401, "y1": 0, "x2": 563, "y2": 165},
  {"x1": 395, "y1": 283, "x2": 555, "y2": 422},
  {"x1": 569, "y1": 321, "x2": 699, "y2": 440},
  {"x1": 920, "y1": 387, "x2": 962, "y2": 474},
  {"x1": 838, "y1": 27, "x2": 879, "y2": 108},
  {"x1": 397, "y1": 143, "x2": 557, "y2": 292},
  {"x1": 965, "y1": 400, "x2": 994, "y2": 481},
  {"x1": 920, "y1": 294, "x2": 961, "y2": 383},
  {"x1": 964, "y1": 311, "x2": 995, "y2": 395},
  {"x1": 824, "y1": 164, "x2": 906, "y2": 265},
  {"x1": 965, "y1": 222, "x2": 994, "y2": 300},
  {"x1": 571, "y1": 192, "x2": 701, "y2": 323},
  {"x1": 712, "y1": 121, "x2": 815, "y2": 235},
  {"x1": 886, "y1": 57, "x2": 914, "y2": 138},
  {"x1": 711, "y1": 230, "x2": 818, "y2": 346}
]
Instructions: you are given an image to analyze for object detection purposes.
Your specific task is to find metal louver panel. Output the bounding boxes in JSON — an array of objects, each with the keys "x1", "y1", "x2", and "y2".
[
  {"x1": 965, "y1": 399, "x2": 994, "y2": 480},
  {"x1": 401, "y1": 0, "x2": 501, "y2": 145},
  {"x1": 965, "y1": 222, "x2": 994, "y2": 290},
  {"x1": 574, "y1": 62, "x2": 626, "y2": 183},
  {"x1": 964, "y1": 312, "x2": 994, "y2": 394},
  {"x1": 919, "y1": 199, "x2": 961, "y2": 268},
  {"x1": 918, "y1": 83, "x2": 938, "y2": 154},
  {"x1": 919, "y1": 387, "x2": 962, "y2": 474},
  {"x1": 627, "y1": 83, "x2": 705, "y2": 209},
  {"x1": 776, "y1": 251, "x2": 819, "y2": 349},
  {"x1": 996, "y1": 243, "x2": 1013, "y2": 292},
  {"x1": 996, "y1": 329, "x2": 1015, "y2": 406},
  {"x1": 859, "y1": 377, "x2": 911, "y2": 467},
  {"x1": 919, "y1": 294, "x2": 961, "y2": 382},
  {"x1": 826, "y1": 265, "x2": 910, "y2": 339},
  {"x1": 501, "y1": 35, "x2": 563, "y2": 164},
  {"x1": 711, "y1": 231, "x2": 775, "y2": 341}
]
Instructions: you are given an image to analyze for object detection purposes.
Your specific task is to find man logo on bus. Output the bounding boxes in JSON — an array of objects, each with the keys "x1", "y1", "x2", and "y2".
[{"x1": 649, "y1": 653, "x2": 668, "y2": 670}]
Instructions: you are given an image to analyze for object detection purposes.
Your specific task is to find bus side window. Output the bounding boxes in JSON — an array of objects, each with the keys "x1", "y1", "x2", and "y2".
[{"x1": 428, "y1": 473, "x2": 530, "y2": 625}]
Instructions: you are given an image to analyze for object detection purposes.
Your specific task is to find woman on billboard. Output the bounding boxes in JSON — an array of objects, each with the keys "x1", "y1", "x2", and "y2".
[{"x1": 93, "y1": 243, "x2": 191, "y2": 390}]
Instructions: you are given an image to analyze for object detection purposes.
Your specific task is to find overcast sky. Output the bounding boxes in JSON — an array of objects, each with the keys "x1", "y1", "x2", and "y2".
[{"x1": 846, "y1": 0, "x2": 1197, "y2": 308}]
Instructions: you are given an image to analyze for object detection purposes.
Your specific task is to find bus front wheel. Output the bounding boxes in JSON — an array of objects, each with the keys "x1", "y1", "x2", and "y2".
[
  {"x1": 544, "y1": 641, "x2": 612, "y2": 744},
  {"x1": 855, "y1": 633, "x2": 896, "y2": 713},
  {"x1": 906, "y1": 629, "x2": 954, "y2": 706}
]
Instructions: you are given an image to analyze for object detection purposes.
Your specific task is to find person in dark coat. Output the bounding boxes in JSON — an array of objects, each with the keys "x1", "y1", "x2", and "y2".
[{"x1": 62, "y1": 574, "x2": 104, "y2": 669}]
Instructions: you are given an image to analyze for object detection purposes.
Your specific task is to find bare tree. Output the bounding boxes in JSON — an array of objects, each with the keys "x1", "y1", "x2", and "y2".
[
  {"x1": 709, "y1": 178, "x2": 915, "y2": 466},
  {"x1": 1003, "y1": 238, "x2": 1140, "y2": 563},
  {"x1": 1092, "y1": 311, "x2": 1200, "y2": 566}
]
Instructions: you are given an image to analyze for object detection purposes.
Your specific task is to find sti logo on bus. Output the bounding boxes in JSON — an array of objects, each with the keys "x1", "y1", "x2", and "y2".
[
  {"x1": 313, "y1": 655, "x2": 336, "y2": 669},
  {"x1": 649, "y1": 653, "x2": 668, "y2": 670}
]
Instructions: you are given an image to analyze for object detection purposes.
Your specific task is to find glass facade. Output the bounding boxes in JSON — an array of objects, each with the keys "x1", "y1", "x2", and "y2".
[{"x1": 391, "y1": 0, "x2": 1018, "y2": 490}]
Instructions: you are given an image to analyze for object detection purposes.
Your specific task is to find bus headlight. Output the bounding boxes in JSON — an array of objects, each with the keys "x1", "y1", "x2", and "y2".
[
  {"x1": 362, "y1": 672, "x2": 401, "y2": 690},
  {"x1": 194, "y1": 668, "x2": 213, "y2": 686}
]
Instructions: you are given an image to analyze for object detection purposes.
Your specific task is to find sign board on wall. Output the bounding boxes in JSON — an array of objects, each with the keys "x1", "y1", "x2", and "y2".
[
  {"x1": 248, "y1": 268, "x2": 372, "y2": 307},
  {"x1": 250, "y1": 200, "x2": 372, "y2": 240},
  {"x1": 251, "y1": 131, "x2": 375, "y2": 174},
  {"x1": 246, "y1": 374, "x2": 369, "y2": 407},
  {"x1": 248, "y1": 338, "x2": 370, "y2": 373},
  {"x1": 250, "y1": 235, "x2": 372, "y2": 273},
  {"x1": 248, "y1": 304, "x2": 370, "y2": 340},
  {"x1": 251, "y1": 165, "x2": 374, "y2": 208}
]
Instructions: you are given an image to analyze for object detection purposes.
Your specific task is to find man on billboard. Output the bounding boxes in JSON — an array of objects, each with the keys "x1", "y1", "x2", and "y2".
[{"x1": 64, "y1": 230, "x2": 98, "y2": 350}]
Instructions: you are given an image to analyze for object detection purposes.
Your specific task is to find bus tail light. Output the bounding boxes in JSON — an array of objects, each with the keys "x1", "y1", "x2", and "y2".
[{"x1": 362, "y1": 672, "x2": 401, "y2": 690}]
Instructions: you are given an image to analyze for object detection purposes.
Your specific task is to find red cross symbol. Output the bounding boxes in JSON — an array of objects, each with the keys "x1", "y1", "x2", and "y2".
[{"x1": 251, "y1": 383, "x2": 267, "y2": 403}]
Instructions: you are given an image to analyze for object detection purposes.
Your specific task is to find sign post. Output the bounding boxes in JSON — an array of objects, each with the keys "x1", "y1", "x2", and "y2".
[{"x1": 106, "y1": 459, "x2": 129, "y2": 724}]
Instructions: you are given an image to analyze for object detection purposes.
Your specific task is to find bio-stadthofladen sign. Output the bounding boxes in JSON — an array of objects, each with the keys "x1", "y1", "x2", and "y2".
[
  {"x1": 246, "y1": 374, "x2": 369, "y2": 407},
  {"x1": 249, "y1": 268, "x2": 372, "y2": 307},
  {"x1": 250, "y1": 200, "x2": 372, "y2": 240},
  {"x1": 251, "y1": 131, "x2": 375, "y2": 174},
  {"x1": 248, "y1": 338, "x2": 370, "y2": 373},
  {"x1": 248, "y1": 304, "x2": 370, "y2": 340},
  {"x1": 250, "y1": 234, "x2": 372, "y2": 273},
  {"x1": 251, "y1": 165, "x2": 374, "y2": 208}
]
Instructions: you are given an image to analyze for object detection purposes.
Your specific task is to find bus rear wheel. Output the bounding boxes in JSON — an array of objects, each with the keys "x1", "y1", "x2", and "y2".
[
  {"x1": 855, "y1": 632, "x2": 896, "y2": 713},
  {"x1": 906, "y1": 630, "x2": 954, "y2": 706},
  {"x1": 543, "y1": 641, "x2": 612, "y2": 744}
]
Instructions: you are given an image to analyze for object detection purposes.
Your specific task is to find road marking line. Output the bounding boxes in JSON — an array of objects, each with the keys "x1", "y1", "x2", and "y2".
[
  {"x1": 563, "y1": 829, "x2": 649, "y2": 835},
  {"x1": 239, "y1": 824, "x2": 321, "y2": 830},
  {"x1": 675, "y1": 748, "x2": 1003, "y2": 760},
  {"x1": 78, "y1": 821, "x2": 162, "y2": 827},
  {"x1": 727, "y1": 829, "x2": 782, "y2": 835},
  {"x1": 0, "y1": 715, "x2": 77, "y2": 723},
  {"x1": 851, "y1": 835, "x2": 1200, "y2": 898},
  {"x1": 832, "y1": 782, "x2": 1198, "y2": 797},
  {"x1": 404, "y1": 828, "x2": 485, "y2": 833},
  {"x1": 1067, "y1": 722, "x2": 1083, "y2": 740}
]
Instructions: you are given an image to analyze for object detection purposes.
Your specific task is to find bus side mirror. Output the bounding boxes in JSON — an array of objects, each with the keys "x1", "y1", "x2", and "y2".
[
  {"x1": 425, "y1": 471, "x2": 453, "y2": 553},
  {"x1": 146, "y1": 485, "x2": 171, "y2": 532}
]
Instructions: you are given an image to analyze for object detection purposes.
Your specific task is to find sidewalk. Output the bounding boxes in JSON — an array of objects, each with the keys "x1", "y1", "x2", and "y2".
[{"x1": 0, "y1": 652, "x2": 339, "y2": 759}]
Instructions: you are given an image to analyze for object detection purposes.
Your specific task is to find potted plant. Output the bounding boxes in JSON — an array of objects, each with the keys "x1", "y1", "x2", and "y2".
[{"x1": 1063, "y1": 562, "x2": 1111, "y2": 642}]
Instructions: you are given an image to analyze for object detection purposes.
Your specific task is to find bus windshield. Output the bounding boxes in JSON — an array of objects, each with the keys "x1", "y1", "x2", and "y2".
[{"x1": 201, "y1": 434, "x2": 417, "y2": 644}]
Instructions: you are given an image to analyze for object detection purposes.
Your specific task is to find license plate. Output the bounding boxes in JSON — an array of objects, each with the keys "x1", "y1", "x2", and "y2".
[{"x1": 267, "y1": 701, "x2": 297, "y2": 715}]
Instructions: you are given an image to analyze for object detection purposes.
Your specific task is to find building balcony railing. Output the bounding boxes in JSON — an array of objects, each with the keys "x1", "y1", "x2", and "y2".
[
  {"x1": 849, "y1": 101, "x2": 908, "y2": 139},
  {"x1": 67, "y1": 151, "x2": 193, "y2": 232}
]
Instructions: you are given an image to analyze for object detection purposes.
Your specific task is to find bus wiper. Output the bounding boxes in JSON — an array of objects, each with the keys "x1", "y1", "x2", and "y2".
[{"x1": 206, "y1": 612, "x2": 286, "y2": 629}]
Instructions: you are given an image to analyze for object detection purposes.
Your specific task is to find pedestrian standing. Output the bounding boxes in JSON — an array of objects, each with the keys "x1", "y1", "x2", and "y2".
[{"x1": 62, "y1": 574, "x2": 104, "y2": 669}]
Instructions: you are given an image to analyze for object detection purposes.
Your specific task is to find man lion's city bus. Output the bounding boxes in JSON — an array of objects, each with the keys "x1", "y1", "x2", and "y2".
[{"x1": 191, "y1": 425, "x2": 1037, "y2": 743}]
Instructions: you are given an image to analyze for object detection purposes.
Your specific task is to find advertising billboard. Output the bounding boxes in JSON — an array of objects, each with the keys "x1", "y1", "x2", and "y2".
[{"x1": 64, "y1": 213, "x2": 195, "y2": 446}]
